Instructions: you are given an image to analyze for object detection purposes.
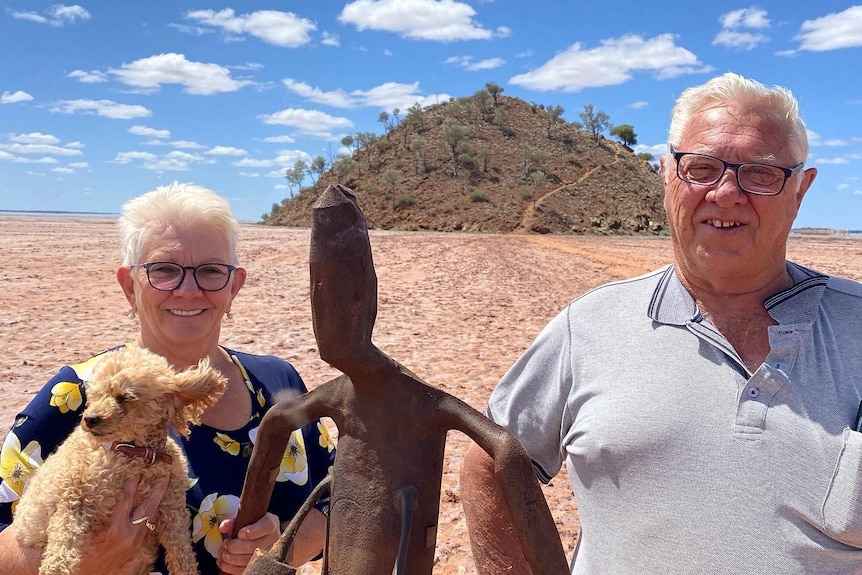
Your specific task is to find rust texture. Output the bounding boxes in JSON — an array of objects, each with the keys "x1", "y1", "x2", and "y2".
[{"x1": 230, "y1": 184, "x2": 568, "y2": 575}]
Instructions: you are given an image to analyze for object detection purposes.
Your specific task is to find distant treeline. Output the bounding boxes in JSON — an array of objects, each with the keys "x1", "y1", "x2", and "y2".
[{"x1": 0, "y1": 209, "x2": 118, "y2": 216}]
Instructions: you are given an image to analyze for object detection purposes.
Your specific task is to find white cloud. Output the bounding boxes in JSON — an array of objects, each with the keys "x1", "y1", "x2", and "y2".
[
  {"x1": 322, "y1": 32, "x2": 341, "y2": 47},
  {"x1": 1, "y1": 133, "x2": 83, "y2": 158},
  {"x1": 628, "y1": 101, "x2": 649, "y2": 110},
  {"x1": 113, "y1": 150, "x2": 211, "y2": 171},
  {"x1": 239, "y1": 171, "x2": 261, "y2": 177},
  {"x1": 51, "y1": 167, "x2": 75, "y2": 174},
  {"x1": 1, "y1": 90, "x2": 34, "y2": 104},
  {"x1": 207, "y1": 146, "x2": 248, "y2": 156},
  {"x1": 712, "y1": 30, "x2": 768, "y2": 51},
  {"x1": 720, "y1": 8, "x2": 770, "y2": 29},
  {"x1": 68, "y1": 162, "x2": 88, "y2": 168},
  {"x1": 10, "y1": 4, "x2": 90, "y2": 26},
  {"x1": 712, "y1": 8, "x2": 770, "y2": 50},
  {"x1": 67, "y1": 69, "x2": 109, "y2": 83},
  {"x1": 282, "y1": 77, "x2": 450, "y2": 114},
  {"x1": 447, "y1": 55, "x2": 505, "y2": 71},
  {"x1": 263, "y1": 135, "x2": 296, "y2": 144},
  {"x1": 170, "y1": 140, "x2": 205, "y2": 149},
  {"x1": 109, "y1": 53, "x2": 254, "y2": 95},
  {"x1": 509, "y1": 34, "x2": 710, "y2": 93},
  {"x1": 795, "y1": 6, "x2": 862, "y2": 52},
  {"x1": 259, "y1": 108, "x2": 354, "y2": 139},
  {"x1": 234, "y1": 158, "x2": 278, "y2": 168},
  {"x1": 129, "y1": 125, "x2": 170, "y2": 139},
  {"x1": 50, "y1": 99, "x2": 152, "y2": 120},
  {"x1": 339, "y1": 0, "x2": 499, "y2": 42},
  {"x1": 185, "y1": 9, "x2": 316, "y2": 47}
]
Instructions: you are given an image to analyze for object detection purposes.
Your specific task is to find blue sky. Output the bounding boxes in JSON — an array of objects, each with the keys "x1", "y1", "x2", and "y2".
[{"x1": 1, "y1": 1, "x2": 860, "y2": 229}]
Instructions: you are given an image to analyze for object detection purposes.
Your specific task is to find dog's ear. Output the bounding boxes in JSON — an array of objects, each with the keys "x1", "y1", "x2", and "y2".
[{"x1": 168, "y1": 358, "x2": 228, "y2": 436}]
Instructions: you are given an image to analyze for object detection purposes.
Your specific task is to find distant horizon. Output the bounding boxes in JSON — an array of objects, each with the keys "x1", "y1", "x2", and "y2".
[{"x1": 2, "y1": 209, "x2": 861, "y2": 235}]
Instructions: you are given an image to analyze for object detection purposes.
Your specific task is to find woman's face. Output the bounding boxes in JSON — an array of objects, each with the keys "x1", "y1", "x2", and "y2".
[{"x1": 118, "y1": 222, "x2": 246, "y2": 361}]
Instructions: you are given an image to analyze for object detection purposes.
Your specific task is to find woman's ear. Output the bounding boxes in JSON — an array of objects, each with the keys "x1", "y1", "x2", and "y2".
[{"x1": 117, "y1": 266, "x2": 136, "y2": 308}]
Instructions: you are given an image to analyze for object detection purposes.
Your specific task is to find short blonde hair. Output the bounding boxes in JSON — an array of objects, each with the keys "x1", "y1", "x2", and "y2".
[
  {"x1": 667, "y1": 72, "x2": 809, "y2": 162},
  {"x1": 118, "y1": 182, "x2": 240, "y2": 266}
]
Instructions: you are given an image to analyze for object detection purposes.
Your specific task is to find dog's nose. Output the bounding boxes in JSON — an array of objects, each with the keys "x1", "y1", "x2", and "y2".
[{"x1": 83, "y1": 415, "x2": 101, "y2": 428}]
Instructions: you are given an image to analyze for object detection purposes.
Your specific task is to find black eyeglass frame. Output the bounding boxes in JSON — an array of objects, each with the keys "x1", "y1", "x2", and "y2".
[
  {"x1": 133, "y1": 261, "x2": 237, "y2": 292},
  {"x1": 669, "y1": 144, "x2": 804, "y2": 196}
]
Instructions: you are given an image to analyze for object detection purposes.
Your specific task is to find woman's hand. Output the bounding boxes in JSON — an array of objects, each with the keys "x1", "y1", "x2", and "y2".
[
  {"x1": 217, "y1": 512, "x2": 281, "y2": 574},
  {"x1": 75, "y1": 475, "x2": 168, "y2": 573}
]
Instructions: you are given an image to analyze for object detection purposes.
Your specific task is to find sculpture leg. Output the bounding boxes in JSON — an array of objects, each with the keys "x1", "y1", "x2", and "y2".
[{"x1": 392, "y1": 485, "x2": 418, "y2": 575}]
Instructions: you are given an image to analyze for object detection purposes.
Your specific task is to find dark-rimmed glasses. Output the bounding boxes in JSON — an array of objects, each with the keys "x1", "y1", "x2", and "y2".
[
  {"x1": 670, "y1": 144, "x2": 803, "y2": 196},
  {"x1": 133, "y1": 262, "x2": 236, "y2": 292}
]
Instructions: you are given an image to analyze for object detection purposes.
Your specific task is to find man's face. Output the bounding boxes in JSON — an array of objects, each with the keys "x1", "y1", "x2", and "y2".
[{"x1": 660, "y1": 106, "x2": 817, "y2": 293}]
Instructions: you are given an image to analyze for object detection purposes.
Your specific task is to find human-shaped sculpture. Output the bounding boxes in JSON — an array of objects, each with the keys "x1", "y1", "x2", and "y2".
[{"x1": 229, "y1": 184, "x2": 568, "y2": 574}]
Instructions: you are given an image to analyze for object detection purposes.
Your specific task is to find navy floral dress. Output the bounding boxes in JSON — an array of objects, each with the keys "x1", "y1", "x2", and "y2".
[{"x1": 0, "y1": 344, "x2": 336, "y2": 574}]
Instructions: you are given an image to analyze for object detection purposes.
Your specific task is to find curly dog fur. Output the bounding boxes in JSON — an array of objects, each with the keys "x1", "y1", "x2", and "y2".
[{"x1": 14, "y1": 346, "x2": 227, "y2": 575}]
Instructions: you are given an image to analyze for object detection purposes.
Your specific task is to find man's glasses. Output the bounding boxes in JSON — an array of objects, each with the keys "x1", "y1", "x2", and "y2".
[
  {"x1": 670, "y1": 144, "x2": 803, "y2": 196},
  {"x1": 134, "y1": 262, "x2": 236, "y2": 292}
]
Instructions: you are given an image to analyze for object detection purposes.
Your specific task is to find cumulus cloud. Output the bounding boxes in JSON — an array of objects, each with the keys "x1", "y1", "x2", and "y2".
[
  {"x1": 0, "y1": 132, "x2": 84, "y2": 162},
  {"x1": 49, "y1": 99, "x2": 151, "y2": 120},
  {"x1": 67, "y1": 69, "x2": 109, "y2": 83},
  {"x1": 510, "y1": 34, "x2": 710, "y2": 93},
  {"x1": 185, "y1": 8, "x2": 316, "y2": 47},
  {"x1": 128, "y1": 125, "x2": 170, "y2": 139},
  {"x1": 259, "y1": 108, "x2": 354, "y2": 139},
  {"x1": 794, "y1": 6, "x2": 862, "y2": 52},
  {"x1": 446, "y1": 55, "x2": 505, "y2": 71},
  {"x1": 206, "y1": 146, "x2": 248, "y2": 156},
  {"x1": 282, "y1": 78, "x2": 450, "y2": 110},
  {"x1": 712, "y1": 8, "x2": 770, "y2": 50},
  {"x1": 339, "y1": 0, "x2": 503, "y2": 42},
  {"x1": 1, "y1": 90, "x2": 34, "y2": 104},
  {"x1": 10, "y1": 4, "x2": 90, "y2": 26},
  {"x1": 108, "y1": 53, "x2": 253, "y2": 95}
]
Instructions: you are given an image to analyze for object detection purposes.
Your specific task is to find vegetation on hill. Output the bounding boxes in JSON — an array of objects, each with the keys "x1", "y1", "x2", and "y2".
[{"x1": 265, "y1": 84, "x2": 669, "y2": 235}]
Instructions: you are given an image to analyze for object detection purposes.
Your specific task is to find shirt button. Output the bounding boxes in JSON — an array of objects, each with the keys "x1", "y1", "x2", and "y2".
[{"x1": 748, "y1": 387, "x2": 761, "y2": 399}]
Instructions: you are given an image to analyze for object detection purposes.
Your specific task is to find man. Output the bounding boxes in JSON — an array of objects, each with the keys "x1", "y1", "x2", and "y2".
[{"x1": 461, "y1": 72, "x2": 862, "y2": 574}]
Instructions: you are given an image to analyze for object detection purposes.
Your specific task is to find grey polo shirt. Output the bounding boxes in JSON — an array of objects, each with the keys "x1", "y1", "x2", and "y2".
[{"x1": 488, "y1": 263, "x2": 862, "y2": 574}]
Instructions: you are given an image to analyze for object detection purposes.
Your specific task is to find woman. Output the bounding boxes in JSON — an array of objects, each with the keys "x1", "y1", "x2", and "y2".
[{"x1": 0, "y1": 182, "x2": 335, "y2": 575}]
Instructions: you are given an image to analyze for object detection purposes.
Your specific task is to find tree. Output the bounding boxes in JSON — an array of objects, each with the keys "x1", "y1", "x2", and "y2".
[
  {"x1": 309, "y1": 155, "x2": 328, "y2": 184},
  {"x1": 485, "y1": 82, "x2": 504, "y2": 107},
  {"x1": 441, "y1": 118, "x2": 468, "y2": 177},
  {"x1": 378, "y1": 111, "x2": 395, "y2": 138},
  {"x1": 284, "y1": 159, "x2": 308, "y2": 195},
  {"x1": 579, "y1": 104, "x2": 611, "y2": 141},
  {"x1": 610, "y1": 124, "x2": 637, "y2": 147},
  {"x1": 545, "y1": 104, "x2": 565, "y2": 139}
]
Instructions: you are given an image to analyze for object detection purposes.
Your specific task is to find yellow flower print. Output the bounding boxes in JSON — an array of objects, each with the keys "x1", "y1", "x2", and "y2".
[
  {"x1": 317, "y1": 421, "x2": 335, "y2": 453},
  {"x1": 192, "y1": 493, "x2": 239, "y2": 558},
  {"x1": 276, "y1": 430, "x2": 308, "y2": 486},
  {"x1": 49, "y1": 382, "x2": 83, "y2": 414},
  {"x1": 256, "y1": 388, "x2": 266, "y2": 408},
  {"x1": 213, "y1": 433, "x2": 241, "y2": 456},
  {"x1": 0, "y1": 432, "x2": 43, "y2": 510}
]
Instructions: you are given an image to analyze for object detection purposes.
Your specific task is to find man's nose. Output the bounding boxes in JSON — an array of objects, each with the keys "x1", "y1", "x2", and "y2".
[{"x1": 709, "y1": 168, "x2": 747, "y2": 206}]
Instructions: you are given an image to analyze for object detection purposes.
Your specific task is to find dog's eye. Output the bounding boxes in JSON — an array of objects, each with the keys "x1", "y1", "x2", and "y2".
[{"x1": 116, "y1": 393, "x2": 131, "y2": 405}]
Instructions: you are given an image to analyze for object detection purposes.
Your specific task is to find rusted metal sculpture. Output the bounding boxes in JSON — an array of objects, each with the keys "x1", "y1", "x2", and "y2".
[{"x1": 229, "y1": 184, "x2": 568, "y2": 574}]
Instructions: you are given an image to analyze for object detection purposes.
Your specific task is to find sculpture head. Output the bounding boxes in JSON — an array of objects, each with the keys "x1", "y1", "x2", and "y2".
[{"x1": 309, "y1": 184, "x2": 379, "y2": 371}]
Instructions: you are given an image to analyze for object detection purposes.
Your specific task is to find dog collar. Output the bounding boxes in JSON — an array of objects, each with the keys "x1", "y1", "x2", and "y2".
[{"x1": 105, "y1": 441, "x2": 173, "y2": 465}]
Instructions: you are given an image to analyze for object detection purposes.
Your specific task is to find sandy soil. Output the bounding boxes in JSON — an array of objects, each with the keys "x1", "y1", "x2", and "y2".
[{"x1": 2, "y1": 216, "x2": 861, "y2": 573}]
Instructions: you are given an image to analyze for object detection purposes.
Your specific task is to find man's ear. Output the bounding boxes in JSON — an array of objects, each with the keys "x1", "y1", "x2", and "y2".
[
  {"x1": 659, "y1": 155, "x2": 670, "y2": 186},
  {"x1": 795, "y1": 167, "x2": 817, "y2": 209}
]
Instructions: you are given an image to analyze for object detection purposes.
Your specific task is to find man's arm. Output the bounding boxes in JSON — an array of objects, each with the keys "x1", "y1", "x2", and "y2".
[{"x1": 461, "y1": 442, "x2": 535, "y2": 575}]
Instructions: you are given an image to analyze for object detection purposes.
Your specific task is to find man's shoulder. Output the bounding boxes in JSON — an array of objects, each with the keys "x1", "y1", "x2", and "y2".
[
  {"x1": 789, "y1": 261, "x2": 862, "y2": 299},
  {"x1": 571, "y1": 264, "x2": 672, "y2": 304}
]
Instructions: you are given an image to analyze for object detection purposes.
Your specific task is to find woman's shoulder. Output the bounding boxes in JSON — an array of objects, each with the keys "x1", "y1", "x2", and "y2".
[{"x1": 222, "y1": 348, "x2": 304, "y2": 391}]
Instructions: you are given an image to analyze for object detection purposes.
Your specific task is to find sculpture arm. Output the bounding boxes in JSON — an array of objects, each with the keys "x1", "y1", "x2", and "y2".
[{"x1": 446, "y1": 397, "x2": 568, "y2": 575}]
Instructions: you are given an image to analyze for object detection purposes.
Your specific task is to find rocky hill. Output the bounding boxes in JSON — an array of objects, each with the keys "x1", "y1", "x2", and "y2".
[{"x1": 265, "y1": 90, "x2": 669, "y2": 235}]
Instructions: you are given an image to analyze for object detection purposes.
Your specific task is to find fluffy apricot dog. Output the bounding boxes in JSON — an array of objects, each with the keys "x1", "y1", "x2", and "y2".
[{"x1": 14, "y1": 346, "x2": 227, "y2": 575}]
